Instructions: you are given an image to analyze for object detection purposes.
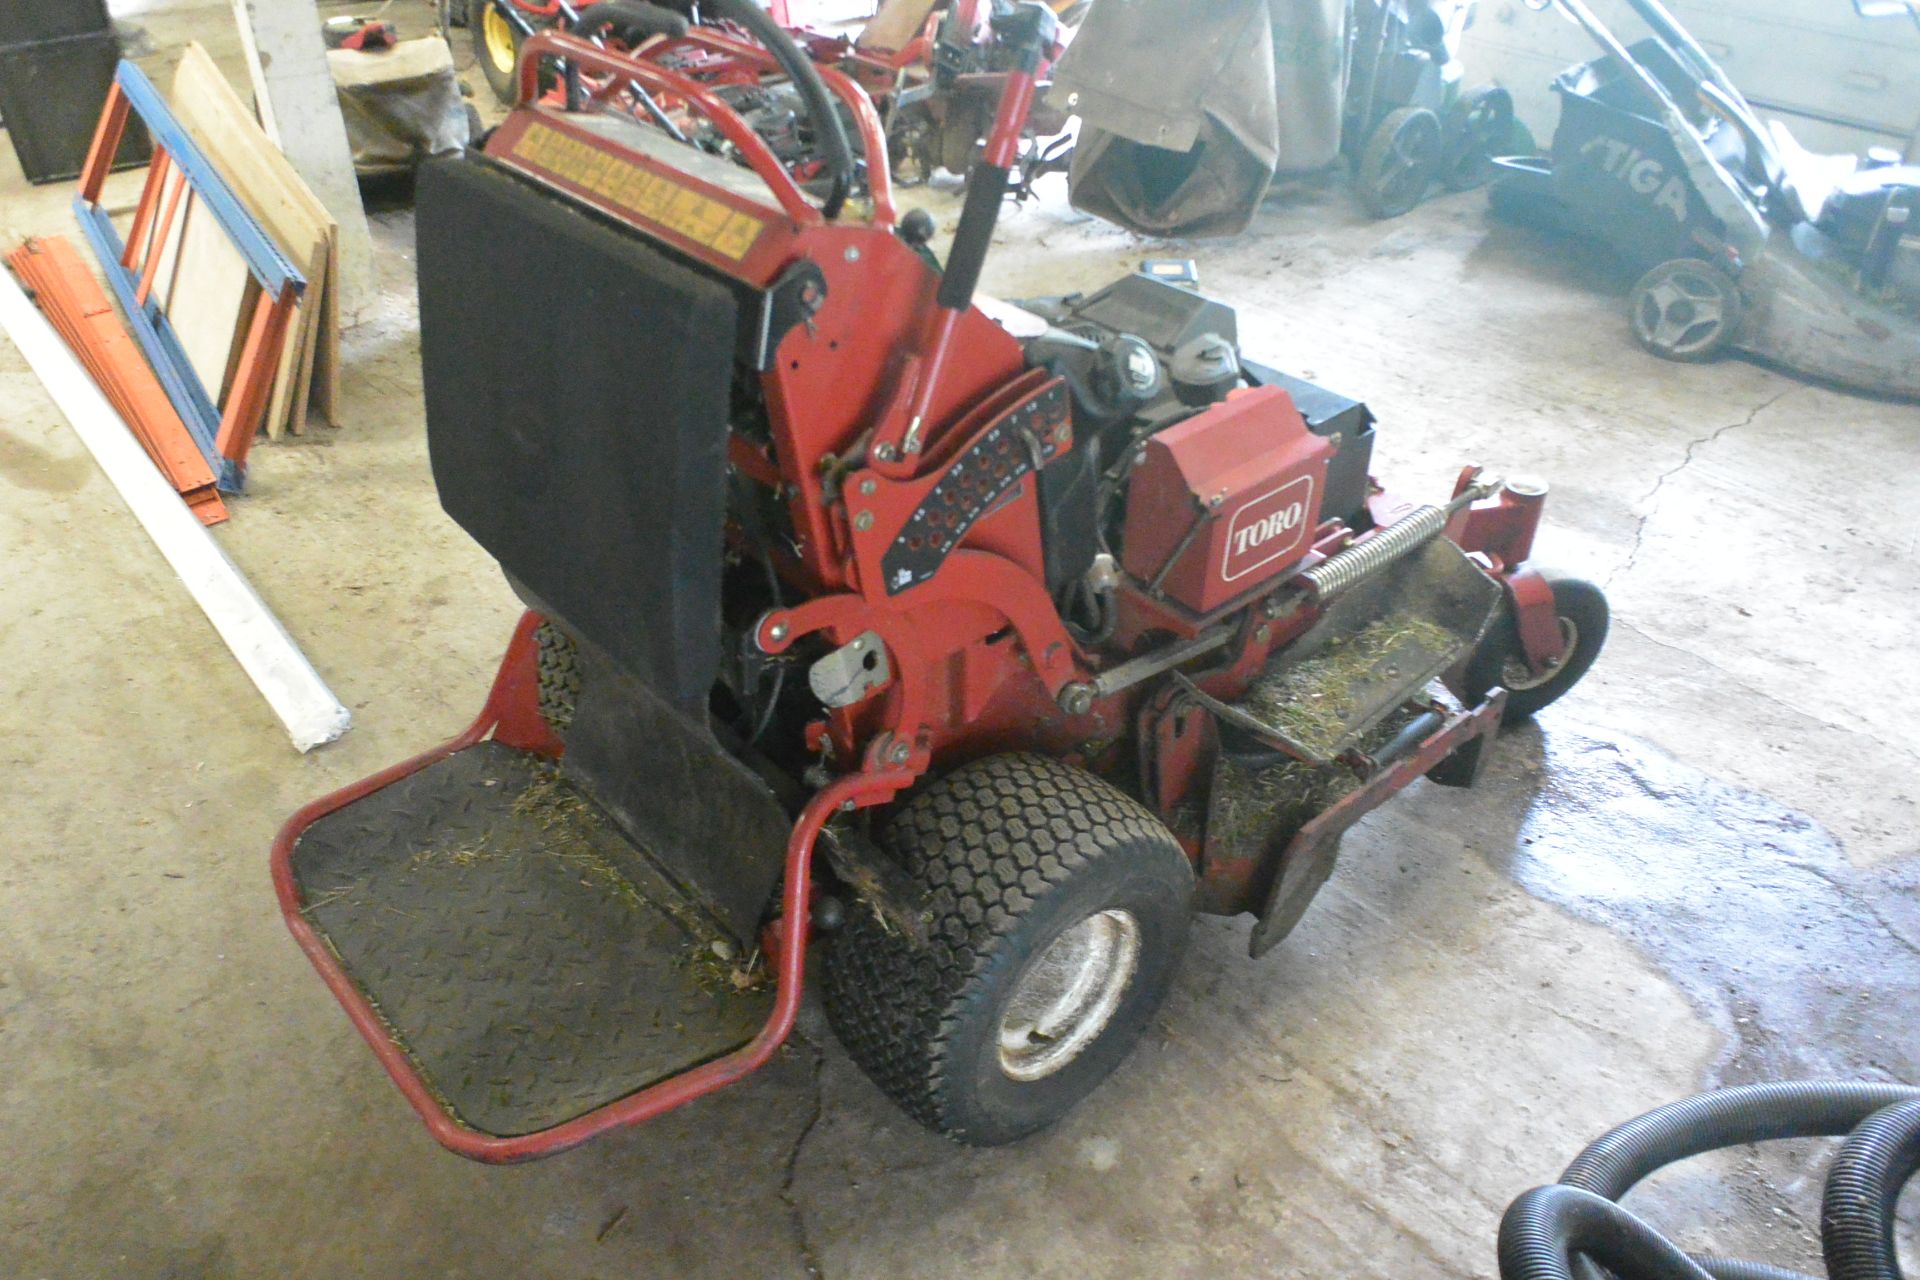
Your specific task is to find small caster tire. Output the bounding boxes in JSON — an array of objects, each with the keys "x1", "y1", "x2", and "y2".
[{"x1": 1463, "y1": 573, "x2": 1610, "y2": 723}]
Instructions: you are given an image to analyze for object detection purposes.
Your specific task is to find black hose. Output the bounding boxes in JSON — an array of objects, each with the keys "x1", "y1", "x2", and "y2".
[
  {"x1": 1563, "y1": 1084, "x2": 1920, "y2": 1204},
  {"x1": 1499, "y1": 1083, "x2": 1920, "y2": 1280},
  {"x1": 1694, "y1": 1259, "x2": 1821, "y2": 1280},
  {"x1": 1823, "y1": 1101, "x2": 1920, "y2": 1280},
  {"x1": 1500, "y1": 1186, "x2": 1717, "y2": 1280},
  {"x1": 570, "y1": 1, "x2": 689, "y2": 41},
  {"x1": 702, "y1": 0, "x2": 855, "y2": 220}
]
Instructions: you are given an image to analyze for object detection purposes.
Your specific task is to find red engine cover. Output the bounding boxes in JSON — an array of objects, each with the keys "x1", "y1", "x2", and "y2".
[{"x1": 1121, "y1": 386, "x2": 1333, "y2": 615}]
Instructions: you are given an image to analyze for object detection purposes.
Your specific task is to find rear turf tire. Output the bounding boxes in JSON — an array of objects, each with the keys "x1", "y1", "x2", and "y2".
[
  {"x1": 823, "y1": 753, "x2": 1194, "y2": 1146},
  {"x1": 533, "y1": 619, "x2": 579, "y2": 733}
]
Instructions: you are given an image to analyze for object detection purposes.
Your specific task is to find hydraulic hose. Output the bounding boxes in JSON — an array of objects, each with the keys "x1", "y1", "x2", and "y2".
[
  {"x1": 703, "y1": 0, "x2": 855, "y2": 220},
  {"x1": 1498, "y1": 1083, "x2": 1920, "y2": 1280}
]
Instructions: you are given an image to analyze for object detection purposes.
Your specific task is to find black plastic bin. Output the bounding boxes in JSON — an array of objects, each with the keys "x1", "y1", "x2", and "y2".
[
  {"x1": 0, "y1": 0, "x2": 110, "y2": 45},
  {"x1": 0, "y1": 31, "x2": 150, "y2": 185}
]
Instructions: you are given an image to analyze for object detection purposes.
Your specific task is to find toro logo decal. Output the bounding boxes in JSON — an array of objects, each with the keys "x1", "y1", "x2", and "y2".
[{"x1": 1221, "y1": 476, "x2": 1315, "y2": 583}]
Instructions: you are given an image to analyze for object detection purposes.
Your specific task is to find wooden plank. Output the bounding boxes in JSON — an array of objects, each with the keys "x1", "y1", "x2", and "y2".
[
  {"x1": 275, "y1": 260, "x2": 323, "y2": 436},
  {"x1": 262, "y1": 240, "x2": 326, "y2": 437},
  {"x1": 0, "y1": 265, "x2": 350, "y2": 751},
  {"x1": 310, "y1": 225, "x2": 339, "y2": 424},
  {"x1": 859, "y1": 0, "x2": 939, "y2": 52},
  {"x1": 169, "y1": 42, "x2": 334, "y2": 434}
]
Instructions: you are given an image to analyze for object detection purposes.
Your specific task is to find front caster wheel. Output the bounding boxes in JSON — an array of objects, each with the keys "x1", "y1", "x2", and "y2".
[
  {"x1": 823, "y1": 753, "x2": 1194, "y2": 1146},
  {"x1": 1464, "y1": 572, "x2": 1610, "y2": 723}
]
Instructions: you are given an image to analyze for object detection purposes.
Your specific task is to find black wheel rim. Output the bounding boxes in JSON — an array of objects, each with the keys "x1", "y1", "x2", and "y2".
[{"x1": 1379, "y1": 114, "x2": 1441, "y2": 210}]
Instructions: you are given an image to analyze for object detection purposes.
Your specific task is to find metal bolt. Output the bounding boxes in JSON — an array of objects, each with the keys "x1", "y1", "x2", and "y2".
[
  {"x1": 1262, "y1": 595, "x2": 1286, "y2": 619},
  {"x1": 768, "y1": 621, "x2": 789, "y2": 643},
  {"x1": 1058, "y1": 683, "x2": 1096, "y2": 716},
  {"x1": 874, "y1": 443, "x2": 897, "y2": 462},
  {"x1": 1209, "y1": 493, "x2": 1225, "y2": 508},
  {"x1": 1254, "y1": 625, "x2": 1271, "y2": 644},
  {"x1": 887, "y1": 740, "x2": 911, "y2": 765},
  {"x1": 845, "y1": 246, "x2": 862, "y2": 262},
  {"x1": 854, "y1": 511, "x2": 875, "y2": 531},
  {"x1": 858, "y1": 477, "x2": 877, "y2": 495},
  {"x1": 1052, "y1": 422, "x2": 1071, "y2": 445}
]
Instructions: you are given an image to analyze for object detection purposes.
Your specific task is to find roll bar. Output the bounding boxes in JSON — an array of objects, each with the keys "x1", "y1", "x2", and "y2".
[{"x1": 515, "y1": 25, "x2": 895, "y2": 226}]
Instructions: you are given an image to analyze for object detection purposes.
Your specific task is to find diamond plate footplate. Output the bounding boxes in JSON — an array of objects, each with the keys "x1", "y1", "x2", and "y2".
[{"x1": 290, "y1": 742, "x2": 772, "y2": 1138}]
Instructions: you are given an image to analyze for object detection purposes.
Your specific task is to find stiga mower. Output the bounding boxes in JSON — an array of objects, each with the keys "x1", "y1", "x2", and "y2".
[
  {"x1": 1490, "y1": 0, "x2": 1920, "y2": 396},
  {"x1": 274, "y1": 0, "x2": 1607, "y2": 1161}
]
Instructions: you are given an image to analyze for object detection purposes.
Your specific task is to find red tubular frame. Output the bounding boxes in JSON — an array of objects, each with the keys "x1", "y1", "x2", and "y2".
[
  {"x1": 271, "y1": 613, "x2": 916, "y2": 1162},
  {"x1": 668, "y1": 26, "x2": 899, "y2": 227},
  {"x1": 520, "y1": 32, "x2": 824, "y2": 226},
  {"x1": 520, "y1": 30, "x2": 898, "y2": 228}
]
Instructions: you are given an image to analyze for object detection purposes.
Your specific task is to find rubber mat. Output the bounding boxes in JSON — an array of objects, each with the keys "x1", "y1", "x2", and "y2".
[{"x1": 290, "y1": 742, "x2": 772, "y2": 1138}]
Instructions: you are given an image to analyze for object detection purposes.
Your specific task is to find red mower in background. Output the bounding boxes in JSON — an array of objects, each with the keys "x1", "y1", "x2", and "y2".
[
  {"x1": 461, "y1": 0, "x2": 1079, "y2": 191},
  {"x1": 275, "y1": 0, "x2": 1606, "y2": 1162}
]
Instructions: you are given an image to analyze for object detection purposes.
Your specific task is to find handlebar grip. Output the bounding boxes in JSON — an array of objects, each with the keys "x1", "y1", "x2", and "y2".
[{"x1": 937, "y1": 162, "x2": 1010, "y2": 311}]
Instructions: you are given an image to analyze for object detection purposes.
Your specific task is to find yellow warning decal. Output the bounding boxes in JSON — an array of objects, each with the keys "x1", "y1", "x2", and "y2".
[{"x1": 513, "y1": 121, "x2": 765, "y2": 262}]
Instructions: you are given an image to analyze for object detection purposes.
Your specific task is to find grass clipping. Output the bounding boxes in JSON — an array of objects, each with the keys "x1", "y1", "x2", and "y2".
[
  {"x1": 1208, "y1": 755, "x2": 1356, "y2": 856},
  {"x1": 387, "y1": 768, "x2": 767, "y2": 996},
  {"x1": 511, "y1": 770, "x2": 767, "y2": 995},
  {"x1": 1207, "y1": 703, "x2": 1430, "y2": 856},
  {"x1": 1240, "y1": 615, "x2": 1457, "y2": 758}
]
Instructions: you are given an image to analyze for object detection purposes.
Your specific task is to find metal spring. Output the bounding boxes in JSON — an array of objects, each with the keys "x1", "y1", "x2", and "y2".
[{"x1": 1300, "y1": 505, "x2": 1447, "y2": 602}]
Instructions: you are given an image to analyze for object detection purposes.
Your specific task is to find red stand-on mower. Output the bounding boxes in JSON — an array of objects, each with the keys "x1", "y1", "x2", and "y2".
[{"x1": 274, "y1": 0, "x2": 1606, "y2": 1161}]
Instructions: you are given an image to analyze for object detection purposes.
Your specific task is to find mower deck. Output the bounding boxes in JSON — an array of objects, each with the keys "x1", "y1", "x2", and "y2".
[{"x1": 287, "y1": 741, "x2": 771, "y2": 1139}]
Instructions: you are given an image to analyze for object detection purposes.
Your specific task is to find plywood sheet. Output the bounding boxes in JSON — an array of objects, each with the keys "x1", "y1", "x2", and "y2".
[
  {"x1": 158, "y1": 195, "x2": 252, "y2": 404},
  {"x1": 169, "y1": 42, "x2": 335, "y2": 434}
]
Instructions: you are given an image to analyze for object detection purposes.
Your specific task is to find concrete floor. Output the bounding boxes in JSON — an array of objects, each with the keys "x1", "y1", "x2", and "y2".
[{"x1": 2, "y1": 8, "x2": 1918, "y2": 1277}]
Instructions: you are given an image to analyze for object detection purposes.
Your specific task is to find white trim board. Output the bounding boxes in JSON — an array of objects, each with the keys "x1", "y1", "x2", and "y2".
[{"x1": 0, "y1": 266, "x2": 351, "y2": 752}]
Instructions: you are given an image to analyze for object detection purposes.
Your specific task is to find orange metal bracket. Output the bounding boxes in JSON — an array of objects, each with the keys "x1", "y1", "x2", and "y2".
[{"x1": 6, "y1": 236, "x2": 228, "y2": 524}]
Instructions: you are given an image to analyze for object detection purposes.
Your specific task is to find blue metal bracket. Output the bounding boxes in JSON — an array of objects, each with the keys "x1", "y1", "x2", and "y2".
[{"x1": 75, "y1": 60, "x2": 307, "y2": 492}]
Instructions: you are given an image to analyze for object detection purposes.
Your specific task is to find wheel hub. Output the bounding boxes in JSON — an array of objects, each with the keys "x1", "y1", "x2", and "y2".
[
  {"x1": 1502, "y1": 616, "x2": 1578, "y2": 691},
  {"x1": 482, "y1": 4, "x2": 517, "y2": 71},
  {"x1": 1636, "y1": 272, "x2": 1729, "y2": 356},
  {"x1": 997, "y1": 908, "x2": 1141, "y2": 1082}
]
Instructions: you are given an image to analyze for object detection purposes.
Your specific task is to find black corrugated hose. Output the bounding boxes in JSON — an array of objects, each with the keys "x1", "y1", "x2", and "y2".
[{"x1": 1498, "y1": 1082, "x2": 1920, "y2": 1280}]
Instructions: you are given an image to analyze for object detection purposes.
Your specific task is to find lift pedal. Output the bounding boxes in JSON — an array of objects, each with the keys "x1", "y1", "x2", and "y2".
[{"x1": 287, "y1": 741, "x2": 772, "y2": 1139}]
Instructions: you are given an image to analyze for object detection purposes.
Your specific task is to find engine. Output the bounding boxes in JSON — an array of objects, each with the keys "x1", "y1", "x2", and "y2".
[{"x1": 1021, "y1": 273, "x2": 1378, "y2": 626}]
